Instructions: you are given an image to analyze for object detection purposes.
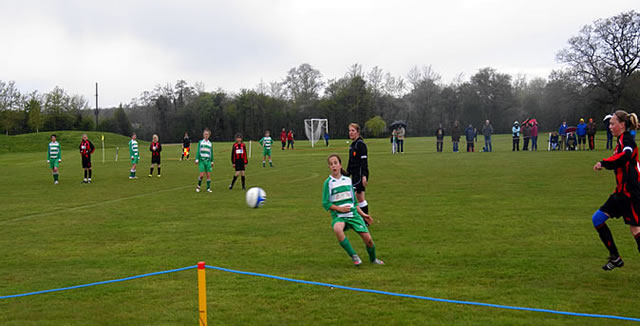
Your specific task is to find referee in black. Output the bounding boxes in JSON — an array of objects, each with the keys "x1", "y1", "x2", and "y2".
[{"x1": 347, "y1": 123, "x2": 372, "y2": 225}]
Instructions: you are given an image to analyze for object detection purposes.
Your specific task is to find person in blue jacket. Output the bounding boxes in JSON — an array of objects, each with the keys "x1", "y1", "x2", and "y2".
[
  {"x1": 512, "y1": 121, "x2": 520, "y2": 151},
  {"x1": 577, "y1": 118, "x2": 588, "y2": 151},
  {"x1": 558, "y1": 121, "x2": 568, "y2": 150},
  {"x1": 465, "y1": 124, "x2": 476, "y2": 152}
]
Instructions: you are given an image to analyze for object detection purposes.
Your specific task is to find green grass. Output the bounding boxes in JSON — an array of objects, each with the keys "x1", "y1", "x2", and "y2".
[
  {"x1": 0, "y1": 131, "x2": 143, "y2": 154},
  {"x1": 0, "y1": 133, "x2": 637, "y2": 325}
]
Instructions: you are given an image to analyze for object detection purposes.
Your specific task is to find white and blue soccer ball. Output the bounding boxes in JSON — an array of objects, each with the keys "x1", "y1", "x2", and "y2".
[{"x1": 246, "y1": 187, "x2": 266, "y2": 208}]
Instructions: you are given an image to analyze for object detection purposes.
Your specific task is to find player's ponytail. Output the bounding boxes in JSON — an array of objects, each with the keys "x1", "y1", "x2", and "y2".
[
  {"x1": 327, "y1": 154, "x2": 348, "y2": 176},
  {"x1": 629, "y1": 113, "x2": 639, "y2": 131}
]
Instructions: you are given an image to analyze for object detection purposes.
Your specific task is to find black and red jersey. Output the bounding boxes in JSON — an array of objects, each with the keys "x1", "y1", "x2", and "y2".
[
  {"x1": 79, "y1": 140, "x2": 95, "y2": 157},
  {"x1": 231, "y1": 143, "x2": 248, "y2": 164},
  {"x1": 601, "y1": 131, "x2": 640, "y2": 199},
  {"x1": 150, "y1": 142, "x2": 162, "y2": 157},
  {"x1": 347, "y1": 137, "x2": 369, "y2": 179}
]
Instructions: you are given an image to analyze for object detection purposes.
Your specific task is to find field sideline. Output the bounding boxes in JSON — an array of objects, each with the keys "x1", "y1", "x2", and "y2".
[{"x1": 0, "y1": 133, "x2": 638, "y2": 325}]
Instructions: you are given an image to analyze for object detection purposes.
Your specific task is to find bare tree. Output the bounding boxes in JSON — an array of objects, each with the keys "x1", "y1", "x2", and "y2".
[
  {"x1": 557, "y1": 10, "x2": 640, "y2": 105},
  {"x1": 284, "y1": 63, "x2": 324, "y2": 104},
  {"x1": 406, "y1": 65, "x2": 442, "y2": 90}
]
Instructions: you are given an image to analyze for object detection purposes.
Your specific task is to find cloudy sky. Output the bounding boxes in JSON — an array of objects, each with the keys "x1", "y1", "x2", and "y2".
[{"x1": 0, "y1": 0, "x2": 636, "y2": 107}]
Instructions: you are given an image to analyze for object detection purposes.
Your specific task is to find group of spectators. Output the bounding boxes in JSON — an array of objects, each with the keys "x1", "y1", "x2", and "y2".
[
  {"x1": 552, "y1": 118, "x2": 606, "y2": 151},
  {"x1": 511, "y1": 120, "x2": 539, "y2": 151},
  {"x1": 436, "y1": 120, "x2": 495, "y2": 153}
]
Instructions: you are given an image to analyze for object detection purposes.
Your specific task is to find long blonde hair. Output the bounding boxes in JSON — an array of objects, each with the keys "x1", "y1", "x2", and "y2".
[{"x1": 614, "y1": 110, "x2": 639, "y2": 131}]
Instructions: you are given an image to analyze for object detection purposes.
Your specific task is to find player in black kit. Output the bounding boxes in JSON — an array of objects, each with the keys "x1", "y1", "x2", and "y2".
[{"x1": 346, "y1": 123, "x2": 372, "y2": 225}]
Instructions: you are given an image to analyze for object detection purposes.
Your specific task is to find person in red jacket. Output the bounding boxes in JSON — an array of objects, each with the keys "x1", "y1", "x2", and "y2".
[
  {"x1": 287, "y1": 130, "x2": 295, "y2": 150},
  {"x1": 149, "y1": 134, "x2": 162, "y2": 177},
  {"x1": 79, "y1": 134, "x2": 95, "y2": 183},
  {"x1": 592, "y1": 110, "x2": 640, "y2": 271},
  {"x1": 229, "y1": 133, "x2": 248, "y2": 190},
  {"x1": 280, "y1": 128, "x2": 287, "y2": 150}
]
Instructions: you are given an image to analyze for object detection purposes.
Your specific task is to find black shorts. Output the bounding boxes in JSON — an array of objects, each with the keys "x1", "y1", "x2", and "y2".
[
  {"x1": 82, "y1": 156, "x2": 91, "y2": 169},
  {"x1": 234, "y1": 161, "x2": 245, "y2": 171},
  {"x1": 578, "y1": 136, "x2": 586, "y2": 144},
  {"x1": 600, "y1": 194, "x2": 640, "y2": 226},
  {"x1": 151, "y1": 156, "x2": 161, "y2": 164},
  {"x1": 352, "y1": 176, "x2": 366, "y2": 193}
]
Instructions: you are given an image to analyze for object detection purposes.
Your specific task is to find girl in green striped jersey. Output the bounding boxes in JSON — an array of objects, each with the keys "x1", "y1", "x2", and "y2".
[
  {"x1": 322, "y1": 154, "x2": 384, "y2": 266},
  {"x1": 195, "y1": 128, "x2": 215, "y2": 193},
  {"x1": 129, "y1": 133, "x2": 140, "y2": 179},
  {"x1": 47, "y1": 134, "x2": 61, "y2": 184}
]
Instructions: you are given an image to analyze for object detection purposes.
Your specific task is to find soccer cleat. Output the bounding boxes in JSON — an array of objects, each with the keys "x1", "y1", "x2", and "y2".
[
  {"x1": 129, "y1": 176, "x2": 134, "y2": 180},
  {"x1": 352, "y1": 255, "x2": 362, "y2": 266},
  {"x1": 157, "y1": 175, "x2": 161, "y2": 178},
  {"x1": 196, "y1": 186, "x2": 201, "y2": 193},
  {"x1": 83, "y1": 178, "x2": 88, "y2": 183},
  {"x1": 148, "y1": 174, "x2": 153, "y2": 177},
  {"x1": 54, "y1": 181, "x2": 59, "y2": 185},
  {"x1": 371, "y1": 258, "x2": 385, "y2": 265},
  {"x1": 206, "y1": 189, "x2": 212, "y2": 193},
  {"x1": 87, "y1": 178, "x2": 91, "y2": 183},
  {"x1": 602, "y1": 256, "x2": 624, "y2": 271},
  {"x1": 229, "y1": 184, "x2": 233, "y2": 190}
]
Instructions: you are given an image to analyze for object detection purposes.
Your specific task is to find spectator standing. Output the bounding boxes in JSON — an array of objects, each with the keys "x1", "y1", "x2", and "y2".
[
  {"x1": 482, "y1": 120, "x2": 493, "y2": 152},
  {"x1": 465, "y1": 124, "x2": 475, "y2": 152},
  {"x1": 324, "y1": 130, "x2": 330, "y2": 147},
  {"x1": 436, "y1": 124, "x2": 445, "y2": 152},
  {"x1": 531, "y1": 122, "x2": 539, "y2": 151},
  {"x1": 397, "y1": 126, "x2": 405, "y2": 154},
  {"x1": 587, "y1": 118, "x2": 597, "y2": 150},
  {"x1": 522, "y1": 122, "x2": 531, "y2": 151},
  {"x1": 512, "y1": 121, "x2": 521, "y2": 151},
  {"x1": 577, "y1": 118, "x2": 588, "y2": 151},
  {"x1": 391, "y1": 129, "x2": 397, "y2": 154},
  {"x1": 559, "y1": 121, "x2": 568, "y2": 150},
  {"x1": 451, "y1": 121, "x2": 461, "y2": 153},
  {"x1": 287, "y1": 130, "x2": 295, "y2": 150}
]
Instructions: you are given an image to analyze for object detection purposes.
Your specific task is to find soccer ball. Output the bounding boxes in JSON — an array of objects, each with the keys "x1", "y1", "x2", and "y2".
[{"x1": 246, "y1": 187, "x2": 266, "y2": 208}]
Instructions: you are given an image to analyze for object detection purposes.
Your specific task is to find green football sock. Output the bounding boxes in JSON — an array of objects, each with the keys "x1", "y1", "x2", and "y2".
[
  {"x1": 339, "y1": 238, "x2": 357, "y2": 256},
  {"x1": 197, "y1": 177, "x2": 202, "y2": 186},
  {"x1": 366, "y1": 244, "x2": 377, "y2": 262},
  {"x1": 206, "y1": 179, "x2": 211, "y2": 189},
  {"x1": 53, "y1": 173, "x2": 58, "y2": 181}
]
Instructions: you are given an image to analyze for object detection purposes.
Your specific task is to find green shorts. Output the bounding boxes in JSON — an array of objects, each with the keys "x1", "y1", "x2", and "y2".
[
  {"x1": 199, "y1": 160, "x2": 212, "y2": 173},
  {"x1": 263, "y1": 149, "x2": 272, "y2": 157},
  {"x1": 131, "y1": 156, "x2": 139, "y2": 164},
  {"x1": 332, "y1": 215, "x2": 369, "y2": 233},
  {"x1": 48, "y1": 160, "x2": 59, "y2": 169}
]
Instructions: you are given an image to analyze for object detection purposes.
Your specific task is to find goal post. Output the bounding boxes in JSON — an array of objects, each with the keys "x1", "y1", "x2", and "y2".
[{"x1": 304, "y1": 119, "x2": 328, "y2": 148}]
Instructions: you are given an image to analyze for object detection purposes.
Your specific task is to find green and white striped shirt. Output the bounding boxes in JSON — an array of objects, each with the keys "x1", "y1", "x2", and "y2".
[
  {"x1": 196, "y1": 139, "x2": 214, "y2": 162},
  {"x1": 259, "y1": 136, "x2": 272, "y2": 150},
  {"x1": 48, "y1": 141, "x2": 61, "y2": 161},
  {"x1": 129, "y1": 139, "x2": 139, "y2": 158},
  {"x1": 322, "y1": 175, "x2": 358, "y2": 219}
]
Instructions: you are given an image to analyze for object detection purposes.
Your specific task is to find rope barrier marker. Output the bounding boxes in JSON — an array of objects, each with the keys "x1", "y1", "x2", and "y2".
[{"x1": 197, "y1": 262, "x2": 207, "y2": 326}]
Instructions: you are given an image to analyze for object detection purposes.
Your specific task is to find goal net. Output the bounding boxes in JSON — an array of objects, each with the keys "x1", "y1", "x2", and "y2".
[{"x1": 304, "y1": 118, "x2": 328, "y2": 147}]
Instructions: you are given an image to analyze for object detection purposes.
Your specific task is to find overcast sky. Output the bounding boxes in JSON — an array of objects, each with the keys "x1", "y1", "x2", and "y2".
[{"x1": 0, "y1": 0, "x2": 637, "y2": 107}]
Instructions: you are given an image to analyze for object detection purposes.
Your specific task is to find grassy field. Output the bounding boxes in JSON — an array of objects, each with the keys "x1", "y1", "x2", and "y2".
[{"x1": 0, "y1": 133, "x2": 638, "y2": 325}]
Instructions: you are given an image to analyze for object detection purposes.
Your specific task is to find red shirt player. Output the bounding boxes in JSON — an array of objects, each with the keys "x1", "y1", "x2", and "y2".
[
  {"x1": 280, "y1": 128, "x2": 287, "y2": 150},
  {"x1": 229, "y1": 133, "x2": 248, "y2": 190},
  {"x1": 287, "y1": 130, "x2": 294, "y2": 150},
  {"x1": 79, "y1": 134, "x2": 95, "y2": 183}
]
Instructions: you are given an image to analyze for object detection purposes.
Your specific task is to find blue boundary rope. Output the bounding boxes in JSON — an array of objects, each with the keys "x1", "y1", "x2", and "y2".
[
  {"x1": 0, "y1": 265, "x2": 196, "y2": 299},
  {"x1": 1, "y1": 264, "x2": 639, "y2": 322},
  {"x1": 205, "y1": 265, "x2": 640, "y2": 322}
]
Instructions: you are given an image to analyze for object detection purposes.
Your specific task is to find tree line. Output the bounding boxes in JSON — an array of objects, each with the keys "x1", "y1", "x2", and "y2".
[{"x1": 1, "y1": 11, "x2": 638, "y2": 142}]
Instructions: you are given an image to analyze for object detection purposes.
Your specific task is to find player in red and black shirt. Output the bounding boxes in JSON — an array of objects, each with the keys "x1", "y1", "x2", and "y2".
[
  {"x1": 280, "y1": 128, "x2": 287, "y2": 150},
  {"x1": 592, "y1": 110, "x2": 640, "y2": 271},
  {"x1": 79, "y1": 134, "x2": 95, "y2": 183},
  {"x1": 346, "y1": 123, "x2": 373, "y2": 225},
  {"x1": 229, "y1": 133, "x2": 248, "y2": 190},
  {"x1": 149, "y1": 134, "x2": 162, "y2": 177}
]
